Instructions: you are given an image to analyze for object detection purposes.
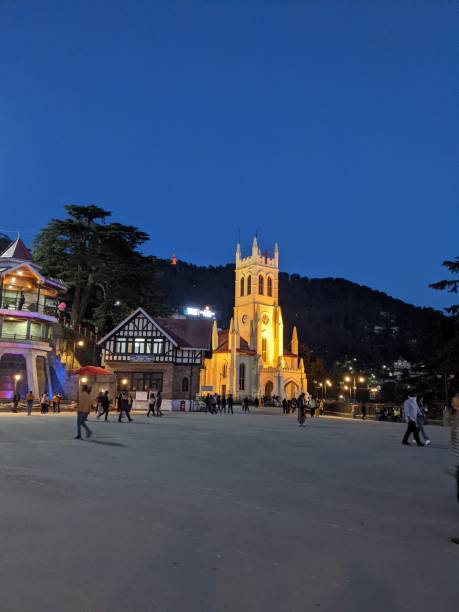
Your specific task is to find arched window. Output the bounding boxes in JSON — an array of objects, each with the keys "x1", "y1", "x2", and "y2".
[
  {"x1": 222, "y1": 363, "x2": 227, "y2": 378},
  {"x1": 247, "y1": 275, "x2": 252, "y2": 295},
  {"x1": 258, "y1": 274, "x2": 264, "y2": 295},
  {"x1": 240, "y1": 276, "x2": 245, "y2": 297},
  {"x1": 267, "y1": 276, "x2": 273, "y2": 297},
  {"x1": 262, "y1": 338, "x2": 267, "y2": 362},
  {"x1": 239, "y1": 363, "x2": 245, "y2": 391},
  {"x1": 182, "y1": 377, "x2": 189, "y2": 392}
]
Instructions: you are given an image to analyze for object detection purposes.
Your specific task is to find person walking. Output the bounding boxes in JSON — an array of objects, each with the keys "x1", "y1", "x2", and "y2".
[
  {"x1": 244, "y1": 397, "x2": 250, "y2": 413},
  {"x1": 40, "y1": 392, "x2": 49, "y2": 414},
  {"x1": 402, "y1": 391, "x2": 423, "y2": 447},
  {"x1": 97, "y1": 390, "x2": 111, "y2": 421},
  {"x1": 118, "y1": 392, "x2": 133, "y2": 422},
  {"x1": 216, "y1": 394, "x2": 221, "y2": 413},
  {"x1": 227, "y1": 394, "x2": 234, "y2": 414},
  {"x1": 417, "y1": 397, "x2": 431, "y2": 446},
  {"x1": 210, "y1": 394, "x2": 217, "y2": 415},
  {"x1": 155, "y1": 391, "x2": 163, "y2": 417},
  {"x1": 75, "y1": 384, "x2": 92, "y2": 439},
  {"x1": 52, "y1": 393, "x2": 59, "y2": 413},
  {"x1": 361, "y1": 404, "x2": 367, "y2": 420},
  {"x1": 309, "y1": 396, "x2": 317, "y2": 418},
  {"x1": 298, "y1": 393, "x2": 306, "y2": 427},
  {"x1": 282, "y1": 398, "x2": 288, "y2": 414},
  {"x1": 450, "y1": 392, "x2": 459, "y2": 545},
  {"x1": 26, "y1": 390, "x2": 34, "y2": 415},
  {"x1": 12, "y1": 389, "x2": 20, "y2": 413},
  {"x1": 221, "y1": 394, "x2": 227, "y2": 414},
  {"x1": 147, "y1": 389, "x2": 156, "y2": 417},
  {"x1": 95, "y1": 391, "x2": 103, "y2": 416}
]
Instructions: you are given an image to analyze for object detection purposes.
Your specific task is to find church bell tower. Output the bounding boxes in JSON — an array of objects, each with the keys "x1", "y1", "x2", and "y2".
[{"x1": 234, "y1": 238, "x2": 283, "y2": 367}]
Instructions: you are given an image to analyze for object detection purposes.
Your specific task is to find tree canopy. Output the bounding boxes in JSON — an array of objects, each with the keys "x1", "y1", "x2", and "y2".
[{"x1": 33, "y1": 205, "x2": 164, "y2": 329}]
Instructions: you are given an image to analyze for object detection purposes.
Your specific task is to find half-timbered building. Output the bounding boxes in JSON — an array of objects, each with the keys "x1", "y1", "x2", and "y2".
[{"x1": 98, "y1": 307, "x2": 212, "y2": 411}]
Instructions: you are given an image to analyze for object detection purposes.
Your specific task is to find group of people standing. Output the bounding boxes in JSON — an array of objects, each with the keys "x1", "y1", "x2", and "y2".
[
  {"x1": 204, "y1": 393, "x2": 234, "y2": 414},
  {"x1": 282, "y1": 395, "x2": 324, "y2": 420},
  {"x1": 10, "y1": 390, "x2": 63, "y2": 415}
]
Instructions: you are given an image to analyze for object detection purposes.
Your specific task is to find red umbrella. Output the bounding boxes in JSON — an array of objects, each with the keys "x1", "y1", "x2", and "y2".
[{"x1": 71, "y1": 366, "x2": 113, "y2": 376}]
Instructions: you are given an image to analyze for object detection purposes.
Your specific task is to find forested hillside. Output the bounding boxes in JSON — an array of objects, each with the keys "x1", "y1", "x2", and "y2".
[{"x1": 156, "y1": 259, "x2": 445, "y2": 367}]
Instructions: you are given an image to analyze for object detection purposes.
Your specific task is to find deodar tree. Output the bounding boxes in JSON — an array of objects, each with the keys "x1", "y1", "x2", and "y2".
[{"x1": 33, "y1": 205, "x2": 162, "y2": 329}]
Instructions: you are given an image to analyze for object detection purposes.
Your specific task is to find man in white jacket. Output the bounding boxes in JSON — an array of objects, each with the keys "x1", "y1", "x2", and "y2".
[{"x1": 402, "y1": 391, "x2": 423, "y2": 447}]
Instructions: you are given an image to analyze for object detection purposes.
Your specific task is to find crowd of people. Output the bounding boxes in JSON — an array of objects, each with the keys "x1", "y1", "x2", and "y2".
[{"x1": 203, "y1": 393, "x2": 235, "y2": 414}]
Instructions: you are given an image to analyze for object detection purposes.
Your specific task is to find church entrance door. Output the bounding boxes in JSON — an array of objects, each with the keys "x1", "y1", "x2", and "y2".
[
  {"x1": 284, "y1": 381, "x2": 299, "y2": 400},
  {"x1": 264, "y1": 381, "x2": 273, "y2": 400}
]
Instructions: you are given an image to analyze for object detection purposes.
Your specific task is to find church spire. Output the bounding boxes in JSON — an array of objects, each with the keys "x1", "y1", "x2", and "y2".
[{"x1": 251, "y1": 236, "x2": 259, "y2": 257}]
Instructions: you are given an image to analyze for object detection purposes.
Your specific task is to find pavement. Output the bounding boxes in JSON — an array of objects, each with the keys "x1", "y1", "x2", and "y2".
[{"x1": 0, "y1": 410, "x2": 457, "y2": 612}]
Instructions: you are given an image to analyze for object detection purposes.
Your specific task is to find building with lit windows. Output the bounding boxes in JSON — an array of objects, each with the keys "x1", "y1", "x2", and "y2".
[
  {"x1": 98, "y1": 308, "x2": 213, "y2": 410},
  {"x1": 0, "y1": 238, "x2": 66, "y2": 399},
  {"x1": 200, "y1": 238, "x2": 307, "y2": 400}
]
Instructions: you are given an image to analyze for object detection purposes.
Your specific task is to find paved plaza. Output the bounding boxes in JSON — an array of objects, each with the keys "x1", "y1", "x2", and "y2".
[{"x1": 0, "y1": 410, "x2": 457, "y2": 612}]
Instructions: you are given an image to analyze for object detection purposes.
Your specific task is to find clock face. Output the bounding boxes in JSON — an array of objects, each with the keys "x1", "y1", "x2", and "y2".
[
  {"x1": 241, "y1": 315, "x2": 248, "y2": 325},
  {"x1": 262, "y1": 314, "x2": 269, "y2": 325}
]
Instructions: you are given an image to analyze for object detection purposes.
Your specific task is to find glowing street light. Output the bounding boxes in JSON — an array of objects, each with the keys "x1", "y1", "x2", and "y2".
[
  {"x1": 13, "y1": 373, "x2": 21, "y2": 391},
  {"x1": 81, "y1": 377, "x2": 88, "y2": 384},
  {"x1": 343, "y1": 374, "x2": 366, "y2": 401}
]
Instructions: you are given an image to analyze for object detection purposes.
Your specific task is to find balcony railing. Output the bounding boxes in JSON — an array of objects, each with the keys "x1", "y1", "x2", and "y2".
[
  {"x1": 0, "y1": 291, "x2": 58, "y2": 317},
  {"x1": 0, "y1": 331, "x2": 50, "y2": 343}
]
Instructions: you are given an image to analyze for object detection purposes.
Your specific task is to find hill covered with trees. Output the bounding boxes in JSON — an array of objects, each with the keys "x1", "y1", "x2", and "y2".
[
  {"x1": 2, "y1": 204, "x2": 448, "y2": 372},
  {"x1": 156, "y1": 258, "x2": 445, "y2": 368}
]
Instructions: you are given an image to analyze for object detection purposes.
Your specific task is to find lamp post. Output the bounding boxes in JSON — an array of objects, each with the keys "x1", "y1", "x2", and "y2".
[
  {"x1": 71, "y1": 339, "x2": 85, "y2": 370},
  {"x1": 324, "y1": 379, "x2": 332, "y2": 399},
  {"x1": 344, "y1": 375, "x2": 365, "y2": 401},
  {"x1": 14, "y1": 373, "x2": 21, "y2": 391}
]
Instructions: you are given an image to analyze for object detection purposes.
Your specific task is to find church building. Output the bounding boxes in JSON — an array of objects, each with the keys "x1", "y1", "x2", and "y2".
[{"x1": 200, "y1": 238, "x2": 307, "y2": 400}]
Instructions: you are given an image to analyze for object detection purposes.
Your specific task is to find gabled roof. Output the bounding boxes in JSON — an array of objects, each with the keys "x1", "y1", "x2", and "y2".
[
  {"x1": 155, "y1": 317, "x2": 213, "y2": 350},
  {"x1": 0, "y1": 238, "x2": 32, "y2": 261},
  {"x1": 98, "y1": 307, "x2": 213, "y2": 351},
  {"x1": 214, "y1": 329, "x2": 257, "y2": 355}
]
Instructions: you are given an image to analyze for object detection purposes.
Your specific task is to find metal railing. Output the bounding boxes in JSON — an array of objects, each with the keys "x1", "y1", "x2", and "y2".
[
  {"x1": 0, "y1": 331, "x2": 50, "y2": 343},
  {"x1": 0, "y1": 291, "x2": 58, "y2": 317}
]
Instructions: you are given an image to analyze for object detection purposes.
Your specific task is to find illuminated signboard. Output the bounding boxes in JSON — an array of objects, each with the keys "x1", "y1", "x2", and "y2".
[{"x1": 185, "y1": 306, "x2": 215, "y2": 319}]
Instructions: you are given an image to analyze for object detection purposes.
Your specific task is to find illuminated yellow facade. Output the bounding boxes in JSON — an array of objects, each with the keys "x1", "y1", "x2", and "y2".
[{"x1": 200, "y1": 238, "x2": 307, "y2": 400}]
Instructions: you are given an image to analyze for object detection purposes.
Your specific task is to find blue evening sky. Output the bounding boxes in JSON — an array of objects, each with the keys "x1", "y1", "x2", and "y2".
[{"x1": 0, "y1": 1, "x2": 456, "y2": 310}]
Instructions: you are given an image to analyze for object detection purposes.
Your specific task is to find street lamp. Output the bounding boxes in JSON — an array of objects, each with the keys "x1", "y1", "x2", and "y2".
[
  {"x1": 71, "y1": 339, "x2": 85, "y2": 370},
  {"x1": 14, "y1": 373, "x2": 21, "y2": 391},
  {"x1": 344, "y1": 375, "x2": 365, "y2": 401},
  {"x1": 81, "y1": 377, "x2": 88, "y2": 384}
]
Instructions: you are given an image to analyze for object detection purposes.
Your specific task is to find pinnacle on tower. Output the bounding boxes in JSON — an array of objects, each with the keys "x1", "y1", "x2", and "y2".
[
  {"x1": 236, "y1": 242, "x2": 241, "y2": 262},
  {"x1": 291, "y1": 325, "x2": 298, "y2": 355},
  {"x1": 252, "y1": 236, "x2": 259, "y2": 257},
  {"x1": 211, "y1": 320, "x2": 219, "y2": 351}
]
